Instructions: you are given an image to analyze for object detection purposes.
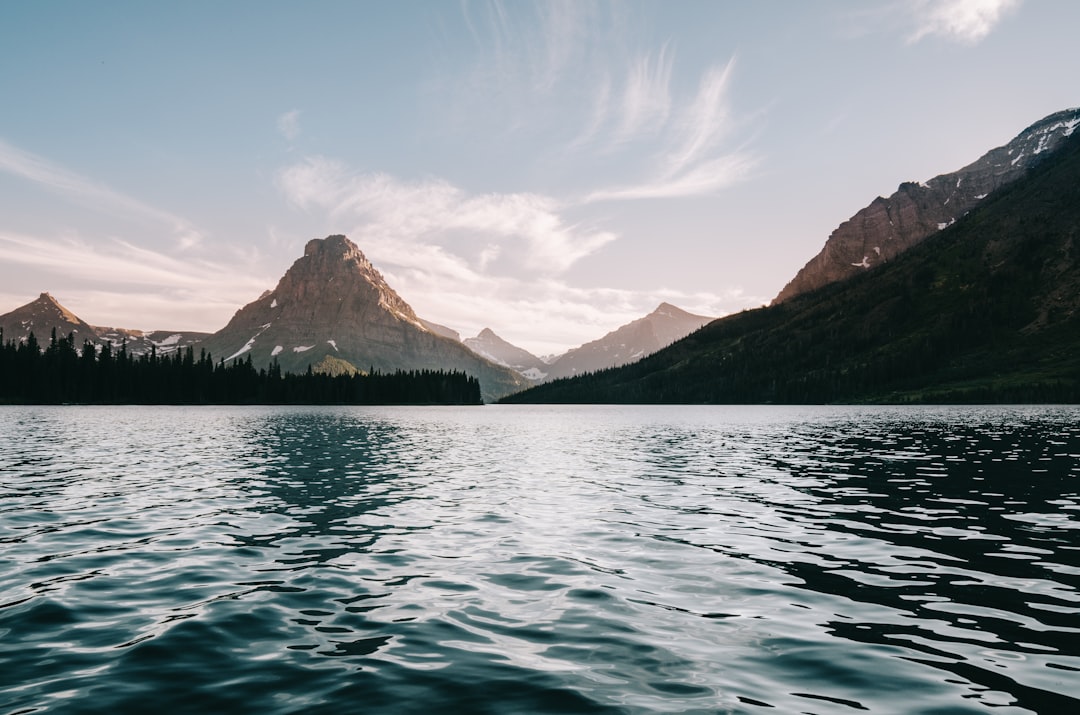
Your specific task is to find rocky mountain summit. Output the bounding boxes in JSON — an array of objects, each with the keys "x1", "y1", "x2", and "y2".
[
  {"x1": 774, "y1": 108, "x2": 1080, "y2": 303},
  {"x1": 0, "y1": 292, "x2": 97, "y2": 345},
  {"x1": 543, "y1": 303, "x2": 713, "y2": 381},
  {"x1": 197, "y1": 235, "x2": 526, "y2": 401}
]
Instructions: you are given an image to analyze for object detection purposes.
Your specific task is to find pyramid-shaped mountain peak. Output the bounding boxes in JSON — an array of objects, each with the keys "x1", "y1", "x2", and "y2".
[
  {"x1": 0, "y1": 292, "x2": 96, "y2": 344},
  {"x1": 198, "y1": 235, "x2": 526, "y2": 401},
  {"x1": 651, "y1": 302, "x2": 693, "y2": 316},
  {"x1": 269, "y1": 233, "x2": 420, "y2": 326}
]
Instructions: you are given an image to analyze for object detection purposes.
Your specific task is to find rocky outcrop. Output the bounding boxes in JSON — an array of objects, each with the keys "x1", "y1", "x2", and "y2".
[
  {"x1": 464, "y1": 328, "x2": 550, "y2": 382},
  {"x1": 543, "y1": 302, "x2": 713, "y2": 380},
  {"x1": 774, "y1": 108, "x2": 1080, "y2": 304},
  {"x1": 197, "y1": 235, "x2": 527, "y2": 401}
]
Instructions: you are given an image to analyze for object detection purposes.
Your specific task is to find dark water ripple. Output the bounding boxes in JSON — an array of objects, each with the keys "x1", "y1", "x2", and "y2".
[{"x1": 1, "y1": 405, "x2": 1078, "y2": 714}]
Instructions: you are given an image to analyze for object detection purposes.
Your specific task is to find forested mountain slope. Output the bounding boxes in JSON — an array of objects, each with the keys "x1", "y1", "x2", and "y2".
[{"x1": 504, "y1": 131, "x2": 1080, "y2": 404}]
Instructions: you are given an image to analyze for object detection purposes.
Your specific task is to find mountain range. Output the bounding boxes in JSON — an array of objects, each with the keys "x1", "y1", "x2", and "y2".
[
  {"x1": 1, "y1": 237, "x2": 708, "y2": 402},
  {"x1": 5, "y1": 107, "x2": 1078, "y2": 404},
  {"x1": 462, "y1": 303, "x2": 713, "y2": 383},
  {"x1": 0, "y1": 292, "x2": 209, "y2": 357},
  {"x1": 505, "y1": 111, "x2": 1080, "y2": 404}
]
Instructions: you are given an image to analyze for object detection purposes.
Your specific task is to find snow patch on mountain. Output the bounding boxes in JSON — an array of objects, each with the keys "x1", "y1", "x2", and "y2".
[{"x1": 225, "y1": 323, "x2": 273, "y2": 361}]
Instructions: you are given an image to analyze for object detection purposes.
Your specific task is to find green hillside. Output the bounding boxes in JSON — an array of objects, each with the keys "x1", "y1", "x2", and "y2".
[{"x1": 504, "y1": 133, "x2": 1080, "y2": 404}]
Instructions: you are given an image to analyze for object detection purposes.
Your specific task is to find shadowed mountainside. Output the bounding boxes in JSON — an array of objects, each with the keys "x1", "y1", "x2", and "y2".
[
  {"x1": 504, "y1": 130, "x2": 1080, "y2": 404},
  {"x1": 774, "y1": 108, "x2": 1080, "y2": 304}
]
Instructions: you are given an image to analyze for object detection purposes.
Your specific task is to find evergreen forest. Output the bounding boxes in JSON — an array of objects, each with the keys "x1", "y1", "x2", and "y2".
[{"x1": 0, "y1": 330, "x2": 482, "y2": 405}]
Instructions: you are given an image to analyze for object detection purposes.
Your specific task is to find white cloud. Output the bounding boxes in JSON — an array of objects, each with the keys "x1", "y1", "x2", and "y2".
[
  {"x1": 278, "y1": 157, "x2": 616, "y2": 274},
  {"x1": 462, "y1": 0, "x2": 595, "y2": 97},
  {"x1": 665, "y1": 61, "x2": 736, "y2": 177},
  {"x1": 450, "y1": 4, "x2": 754, "y2": 202},
  {"x1": 584, "y1": 154, "x2": 757, "y2": 203},
  {"x1": 908, "y1": 0, "x2": 1021, "y2": 44},
  {"x1": 0, "y1": 139, "x2": 205, "y2": 249},
  {"x1": 277, "y1": 109, "x2": 302, "y2": 140},
  {"x1": 275, "y1": 155, "x2": 767, "y2": 353},
  {"x1": 616, "y1": 46, "x2": 674, "y2": 142},
  {"x1": 584, "y1": 58, "x2": 756, "y2": 202}
]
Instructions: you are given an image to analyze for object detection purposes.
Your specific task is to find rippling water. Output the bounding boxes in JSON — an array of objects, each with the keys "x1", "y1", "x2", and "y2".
[{"x1": 2, "y1": 405, "x2": 1078, "y2": 714}]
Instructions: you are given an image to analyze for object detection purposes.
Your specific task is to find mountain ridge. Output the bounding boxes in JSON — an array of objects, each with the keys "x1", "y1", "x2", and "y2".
[
  {"x1": 463, "y1": 328, "x2": 550, "y2": 381},
  {"x1": 504, "y1": 120, "x2": 1080, "y2": 404},
  {"x1": 0, "y1": 293, "x2": 208, "y2": 356},
  {"x1": 541, "y1": 302, "x2": 714, "y2": 381},
  {"x1": 774, "y1": 107, "x2": 1080, "y2": 304}
]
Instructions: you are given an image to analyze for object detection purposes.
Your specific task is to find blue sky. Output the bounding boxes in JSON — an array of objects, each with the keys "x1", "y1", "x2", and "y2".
[{"x1": 1, "y1": 0, "x2": 1077, "y2": 354}]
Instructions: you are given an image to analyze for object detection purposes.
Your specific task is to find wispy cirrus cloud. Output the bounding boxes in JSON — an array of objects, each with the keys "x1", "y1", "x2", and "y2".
[
  {"x1": 452, "y1": 3, "x2": 755, "y2": 202},
  {"x1": 584, "y1": 58, "x2": 756, "y2": 202},
  {"x1": 462, "y1": 0, "x2": 596, "y2": 97},
  {"x1": 907, "y1": 0, "x2": 1022, "y2": 44},
  {"x1": 616, "y1": 46, "x2": 674, "y2": 142},
  {"x1": 583, "y1": 154, "x2": 756, "y2": 203},
  {"x1": 0, "y1": 139, "x2": 205, "y2": 249}
]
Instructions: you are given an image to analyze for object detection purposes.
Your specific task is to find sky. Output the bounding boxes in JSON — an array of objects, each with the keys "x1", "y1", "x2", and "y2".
[{"x1": 1, "y1": 0, "x2": 1078, "y2": 356}]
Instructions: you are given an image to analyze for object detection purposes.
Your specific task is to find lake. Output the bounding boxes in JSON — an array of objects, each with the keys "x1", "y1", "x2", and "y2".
[{"x1": 1, "y1": 405, "x2": 1078, "y2": 714}]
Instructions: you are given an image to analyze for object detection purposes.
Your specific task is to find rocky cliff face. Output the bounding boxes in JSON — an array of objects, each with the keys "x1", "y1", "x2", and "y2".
[
  {"x1": 543, "y1": 302, "x2": 713, "y2": 381},
  {"x1": 464, "y1": 328, "x2": 550, "y2": 382},
  {"x1": 774, "y1": 108, "x2": 1080, "y2": 304},
  {"x1": 197, "y1": 235, "x2": 527, "y2": 401}
]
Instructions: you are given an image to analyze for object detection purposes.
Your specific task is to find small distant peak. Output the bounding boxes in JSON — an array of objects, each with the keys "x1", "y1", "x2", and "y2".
[
  {"x1": 651, "y1": 302, "x2": 687, "y2": 317},
  {"x1": 478, "y1": 327, "x2": 498, "y2": 339},
  {"x1": 35, "y1": 292, "x2": 68, "y2": 312}
]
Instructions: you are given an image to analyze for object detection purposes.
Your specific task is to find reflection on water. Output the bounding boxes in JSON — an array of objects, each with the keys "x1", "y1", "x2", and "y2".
[{"x1": 1, "y1": 405, "x2": 1078, "y2": 714}]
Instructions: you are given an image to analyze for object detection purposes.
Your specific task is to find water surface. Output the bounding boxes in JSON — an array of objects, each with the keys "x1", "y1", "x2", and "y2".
[{"x1": 2, "y1": 405, "x2": 1078, "y2": 713}]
